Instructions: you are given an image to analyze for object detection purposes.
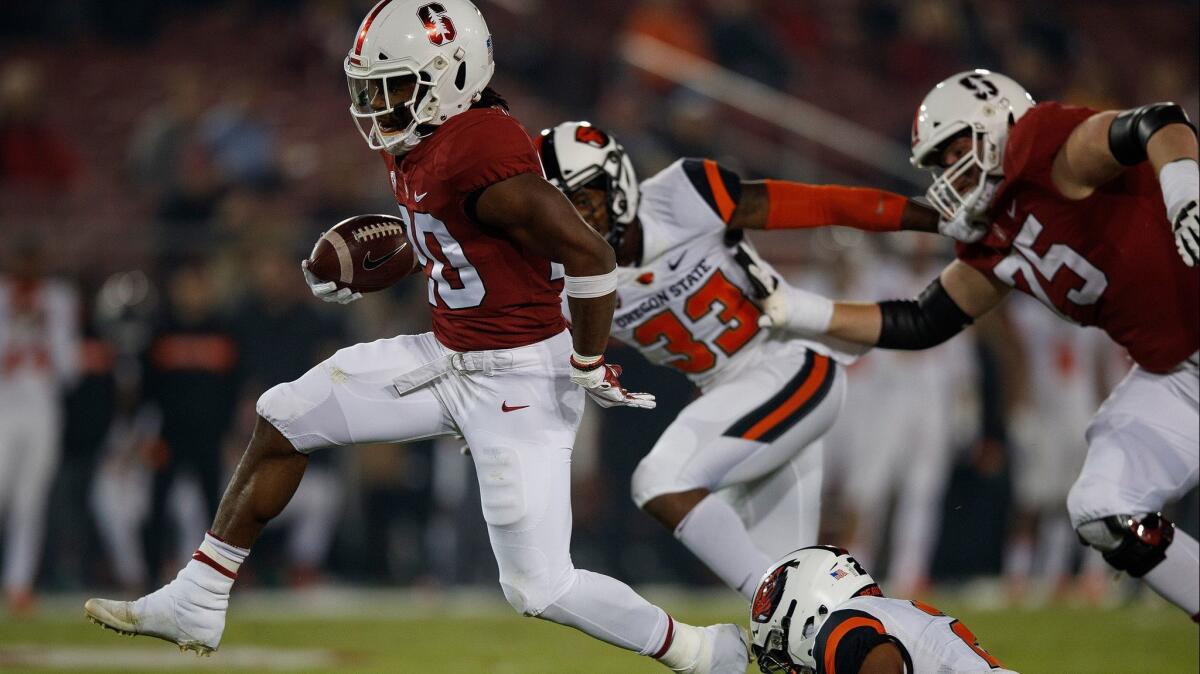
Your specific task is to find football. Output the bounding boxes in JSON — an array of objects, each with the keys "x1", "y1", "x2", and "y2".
[{"x1": 306, "y1": 214, "x2": 418, "y2": 293}]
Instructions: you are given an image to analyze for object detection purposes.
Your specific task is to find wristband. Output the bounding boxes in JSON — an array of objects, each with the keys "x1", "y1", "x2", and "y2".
[
  {"x1": 781, "y1": 283, "x2": 835, "y2": 333},
  {"x1": 565, "y1": 268, "x2": 618, "y2": 298},
  {"x1": 570, "y1": 351, "x2": 604, "y2": 371},
  {"x1": 1160, "y1": 159, "x2": 1199, "y2": 218}
]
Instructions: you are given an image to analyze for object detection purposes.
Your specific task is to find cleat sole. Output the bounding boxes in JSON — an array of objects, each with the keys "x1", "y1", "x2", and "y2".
[{"x1": 84, "y1": 604, "x2": 215, "y2": 656}]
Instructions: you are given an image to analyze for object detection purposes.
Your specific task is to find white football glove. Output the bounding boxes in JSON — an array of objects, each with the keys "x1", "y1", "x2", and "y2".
[
  {"x1": 301, "y1": 260, "x2": 361, "y2": 305},
  {"x1": 1161, "y1": 160, "x2": 1200, "y2": 267},
  {"x1": 731, "y1": 241, "x2": 788, "y2": 329},
  {"x1": 1172, "y1": 200, "x2": 1199, "y2": 266},
  {"x1": 937, "y1": 210, "x2": 989, "y2": 243},
  {"x1": 569, "y1": 356, "x2": 656, "y2": 409}
]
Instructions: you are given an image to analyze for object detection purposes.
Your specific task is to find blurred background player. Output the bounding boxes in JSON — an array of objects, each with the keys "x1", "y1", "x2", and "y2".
[
  {"x1": 825, "y1": 237, "x2": 977, "y2": 600},
  {"x1": 538, "y1": 121, "x2": 950, "y2": 601},
  {"x1": 1000, "y1": 294, "x2": 1121, "y2": 606},
  {"x1": 140, "y1": 259, "x2": 243, "y2": 584},
  {"x1": 87, "y1": 3, "x2": 750, "y2": 672},
  {"x1": 750, "y1": 546, "x2": 1014, "y2": 673},
  {"x1": 0, "y1": 237, "x2": 80, "y2": 614},
  {"x1": 762, "y1": 69, "x2": 1200, "y2": 621}
]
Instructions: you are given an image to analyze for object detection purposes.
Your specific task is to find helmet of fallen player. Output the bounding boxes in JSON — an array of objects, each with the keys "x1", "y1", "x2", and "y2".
[
  {"x1": 910, "y1": 69, "x2": 1035, "y2": 222},
  {"x1": 749, "y1": 546, "x2": 879, "y2": 673},
  {"x1": 535, "y1": 121, "x2": 640, "y2": 251},
  {"x1": 344, "y1": 0, "x2": 495, "y2": 155}
]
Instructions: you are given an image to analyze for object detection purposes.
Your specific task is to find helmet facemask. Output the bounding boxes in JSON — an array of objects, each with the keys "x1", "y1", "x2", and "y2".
[
  {"x1": 347, "y1": 59, "x2": 452, "y2": 155},
  {"x1": 558, "y1": 152, "x2": 636, "y2": 251},
  {"x1": 923, "y1": 125, "x2": 1003, "y2": 222}
]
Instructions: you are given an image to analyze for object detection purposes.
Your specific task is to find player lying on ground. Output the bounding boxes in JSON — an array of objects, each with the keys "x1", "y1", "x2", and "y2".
[
  {"x1": 750, "y1": 546, "x2": 1014, "y2": 673},
  {"x1": 760, "y1": 69, "x2": 1200, "y2": 621},
  {"x1": 537, "y1": 121, "x2": 945, "y2": 600},
  {"x1": 86, "y1": 2, "x2": 750, "y2": 671}
]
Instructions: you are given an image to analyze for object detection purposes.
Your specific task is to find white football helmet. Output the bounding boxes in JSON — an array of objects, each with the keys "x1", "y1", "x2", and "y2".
[
  {"x1": 910, "y1": 70, "x2": 1035, "y2": 221},
  {"x1": 536, "y1": 121, "x2": 640, "y2": 249},
  {"x1": 750, "y1": 546, "x2": 879, "y2": 673},
  {"x1": 345, "y1": 0, "x2": 495, "y2": 154}
]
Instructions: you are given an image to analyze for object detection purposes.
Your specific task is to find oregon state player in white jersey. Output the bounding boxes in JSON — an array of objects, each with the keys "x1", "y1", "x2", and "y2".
[
  {"x1": 751, "y1": 547, "x2": 1013, "y2": 673},
  {"x1": 86, "y1": 3, "x2": 752, "y2": 671},
  {"x1": 0, "y1": 238, "x2": 80, "y2": 614},
  {"x1": 538, "y1": 122, "x2": 945, "y2": 601}
]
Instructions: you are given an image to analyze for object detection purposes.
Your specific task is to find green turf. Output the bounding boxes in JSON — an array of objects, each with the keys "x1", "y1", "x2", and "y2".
[{"x1": 2, "y1": 600, "x2": 1196, "y2": 673}]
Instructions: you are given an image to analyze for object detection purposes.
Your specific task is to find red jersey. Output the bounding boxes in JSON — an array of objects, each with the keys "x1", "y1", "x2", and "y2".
[
  {"x1": 385, "y1": 107, "x2": 567, "y2": 352},
  {"x1": 957, "y1": 102, "x2": 1200, "y2": 373}
]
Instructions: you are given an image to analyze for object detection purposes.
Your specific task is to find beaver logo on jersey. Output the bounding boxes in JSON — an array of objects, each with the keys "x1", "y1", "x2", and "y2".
[
  {"x1": 418, "y1": 3, "x2": 457, "y2": 46},
  {"x1": 751, "y1": 560, "x2": 797, "y2": 623},
  {"x1": 575, "y1": 126, "x2": 610, "y2": 148}
]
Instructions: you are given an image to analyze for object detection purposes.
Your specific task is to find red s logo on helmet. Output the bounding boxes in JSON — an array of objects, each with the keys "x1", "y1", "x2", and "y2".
[
  {"x1": 575, "y1": 126, "x2": 609, "y2": 148},
  {"x1": 418, "y1": 3, "x2": 457, "y2": 46}
]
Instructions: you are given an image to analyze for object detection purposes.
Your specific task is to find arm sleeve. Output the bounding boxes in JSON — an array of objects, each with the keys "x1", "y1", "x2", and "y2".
[
  {"x1": 814, "y1": 609, "x2": 910, "y2": 674},
  {"x1": 875, "y1": 278, "x2": 974, "y2": 350},
  {"x1": 443, "y1": 113, "x2": 545, "y2": 200},
  {"x1": 680, "y1": 158, "x2": 744, "y2": 223},
  {"x1": 763, "y1": 182, "x2": 906, "y2": 232}
]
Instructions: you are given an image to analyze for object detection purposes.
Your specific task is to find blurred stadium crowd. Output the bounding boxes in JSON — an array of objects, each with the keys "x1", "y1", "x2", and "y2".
[{"x1": 0, "y1": 0, "x2": 1196, "y2": 615}]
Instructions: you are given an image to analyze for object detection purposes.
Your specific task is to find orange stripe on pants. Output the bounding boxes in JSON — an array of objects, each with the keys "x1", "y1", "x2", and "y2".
[{"x1": 741, "y1": 354, "x2": 829, "y2": 441}]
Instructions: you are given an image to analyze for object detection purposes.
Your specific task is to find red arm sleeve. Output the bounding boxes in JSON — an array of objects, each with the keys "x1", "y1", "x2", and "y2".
[{"x1": 763, "y1": 181, "x2": 907, "y2": 232}]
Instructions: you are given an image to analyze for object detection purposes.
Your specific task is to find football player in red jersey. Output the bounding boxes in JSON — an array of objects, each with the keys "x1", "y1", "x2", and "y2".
[
  {"x1": 762, "y1": 70, "x2": 1200, "y2": 622},
  {"x1": 86, "y1": 2, "x2": 751, "y2": 670}
]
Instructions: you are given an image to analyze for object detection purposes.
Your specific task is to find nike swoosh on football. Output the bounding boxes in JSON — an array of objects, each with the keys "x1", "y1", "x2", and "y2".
[
  {"x1": 362, "y1": 243, "x2": 408, "y2": 271},
  {"x1": 501, "y1": 401, "x2": 529, "y2": 413},
  {"x1": 667, "y1": 253, "x2": 686, "y2": 271}
]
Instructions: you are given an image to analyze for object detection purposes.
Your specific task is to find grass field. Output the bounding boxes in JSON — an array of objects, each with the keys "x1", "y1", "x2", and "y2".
[{"x1": 1, "y1": 589, "x2": 1196, "y2": 673}]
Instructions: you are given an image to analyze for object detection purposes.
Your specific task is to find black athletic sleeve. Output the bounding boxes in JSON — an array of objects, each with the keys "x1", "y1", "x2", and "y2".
[{"x1": 875, "y1": 278, "x2": 974, "y2": 350}]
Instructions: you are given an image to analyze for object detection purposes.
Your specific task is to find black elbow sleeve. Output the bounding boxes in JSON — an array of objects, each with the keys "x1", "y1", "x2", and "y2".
[
  {"x1": 876, "y1": 278, "x2": 974, "y2": 350},
  {"x1": 1107, "y1": 103, "x2": 1197, "y2": 166}
]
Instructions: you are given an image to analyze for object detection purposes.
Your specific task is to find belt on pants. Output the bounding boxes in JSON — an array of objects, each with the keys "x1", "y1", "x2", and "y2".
[{"x1": 389, "y1": 349, "x2": 517, "y2": 397}]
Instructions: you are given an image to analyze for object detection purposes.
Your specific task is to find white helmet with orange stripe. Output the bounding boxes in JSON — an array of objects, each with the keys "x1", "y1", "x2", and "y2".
[
  {"x1": 750, "y1": 546, "x2": 878, "y2": 673},
  {"x1": 344, "y1": 0, "x2": 495, "y2": 154}
]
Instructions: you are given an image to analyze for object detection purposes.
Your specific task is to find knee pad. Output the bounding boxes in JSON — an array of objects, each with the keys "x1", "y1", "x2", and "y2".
[
  {"x1": 1076, "y1": 513, "x2": 1176, "y2": 578},
  {"x1": 497, "y1": 557, "x2": 576, "y2": 617}
]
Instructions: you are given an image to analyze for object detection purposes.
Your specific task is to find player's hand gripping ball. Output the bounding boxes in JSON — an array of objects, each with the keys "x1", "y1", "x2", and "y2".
[{"x1": 303, "y1": 214, "x2": 418, "y2": 303}]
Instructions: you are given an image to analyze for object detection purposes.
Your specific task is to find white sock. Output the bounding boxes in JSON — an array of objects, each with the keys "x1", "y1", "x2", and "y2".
[
  {"x1": 536, "y1": 569, "x2": 672, "y2": 655},
  {"x1": 1143, "y1": 529, "x2": 1200, "y2": 616},
  {"x1": 655, "y1": 619, "x2": 706, "y2": 671},
  {"x1": 186, "y1": 532, "x2": 249, "y2": 594},
  {"x1": 675, "y1": 494, "x2": 772, "y2": 600}
]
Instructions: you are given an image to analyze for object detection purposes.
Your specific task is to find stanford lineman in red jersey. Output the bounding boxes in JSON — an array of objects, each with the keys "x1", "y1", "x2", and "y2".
[
  {"x1": 86, "y1": 2, "x2": 752, "y2": 670},
  {"x1": 761, "y1": 70, "x2": 1200, "y2": 623}
]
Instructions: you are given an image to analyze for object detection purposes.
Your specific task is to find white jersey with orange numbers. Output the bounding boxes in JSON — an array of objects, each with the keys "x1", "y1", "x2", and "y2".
[
  {"x1": 612, "y1": 158, "x2": 854, "y2": 391},
  {"x1": 814, "y1": 595, "x2": 1015, "y2": 674},
  {"x1": 0, "y1": 278, "x2": 80, "y2": 394}
]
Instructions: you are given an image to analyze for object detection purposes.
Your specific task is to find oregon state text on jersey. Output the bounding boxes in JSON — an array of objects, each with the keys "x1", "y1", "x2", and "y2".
[
  {"x1": 813, "y1": 595, "x2": 1011, "y2": 674},
  {"x1": 956, "y1": 102, "x2": 1200, "y2": 373},
  {"x1": 384, "y1": 107, "x2": 567, "y2": 352},
  {"x1": 610, "y1": 159, "x2": 771, "y2": 389}
]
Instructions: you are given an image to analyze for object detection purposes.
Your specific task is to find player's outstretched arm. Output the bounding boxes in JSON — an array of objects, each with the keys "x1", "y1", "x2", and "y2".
[
  {"x1": 767, "y1": 259, "x2": 1008, "y2": 348},
  {"x1": 1053, "y1": 104, "x2": 1199, "y2": 264},
  {"x1": 728, "y1": 180, "x2": 940, "y2": 233},
  {"x1": 475, "y1": 172, "x2": 654, "y2": 409}
]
